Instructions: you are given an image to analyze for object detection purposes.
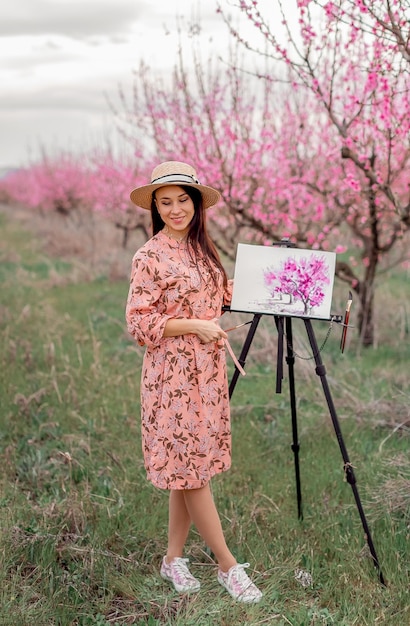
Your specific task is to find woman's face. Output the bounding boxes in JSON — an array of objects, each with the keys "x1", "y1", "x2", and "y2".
[{"x1": 154, "y1": 185, "x2": 195, "y2": 238}]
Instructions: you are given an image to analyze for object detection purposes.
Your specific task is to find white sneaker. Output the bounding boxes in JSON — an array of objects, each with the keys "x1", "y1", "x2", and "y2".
[
  {"x1": 160, "y1": 556, "x2": 200, "y2": 593},
  {"x1": 218, "y1": 562, "x2": 262, "y2": 603}
]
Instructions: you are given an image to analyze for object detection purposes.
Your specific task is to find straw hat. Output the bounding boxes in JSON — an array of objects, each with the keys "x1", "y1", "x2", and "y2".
[{"x1": 130, "y1": 161, "x2": 221, "y2": 210}]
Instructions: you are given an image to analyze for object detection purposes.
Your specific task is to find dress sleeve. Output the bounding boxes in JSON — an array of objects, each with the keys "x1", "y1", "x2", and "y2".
[
  {"x1": 223, "y1": 279, "x2": 234, "y2": 307},
  {"x1": 125, "y1": 249, "x2": 172, "y2": 348}
]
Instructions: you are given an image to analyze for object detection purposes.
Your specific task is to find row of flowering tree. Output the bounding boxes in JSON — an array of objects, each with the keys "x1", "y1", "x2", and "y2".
[
  {"x1": 0, "y1": 150, "x2": 151, "y2": 247},
  {"x1": 1, "y1": 0, "x2": 409, "y2": 347}
]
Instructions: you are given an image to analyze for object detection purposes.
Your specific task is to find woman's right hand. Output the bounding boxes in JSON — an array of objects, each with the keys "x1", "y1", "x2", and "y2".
[{"x1": 194, "y1": 319, "x2": 228, "y2": 344}]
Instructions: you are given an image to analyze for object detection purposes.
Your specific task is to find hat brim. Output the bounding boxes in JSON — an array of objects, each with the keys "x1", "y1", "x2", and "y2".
[{"x1": 130, "y1": 181, "x2": 221, "y2": 210}]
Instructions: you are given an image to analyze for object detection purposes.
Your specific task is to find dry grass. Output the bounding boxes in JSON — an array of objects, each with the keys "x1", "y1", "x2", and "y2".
[
  {"x1": 368, "y1": 454, "x2": 410, "y2": 519},
  {"x1": 0, "y1": 202, "x2": 146, "y2": 282}
]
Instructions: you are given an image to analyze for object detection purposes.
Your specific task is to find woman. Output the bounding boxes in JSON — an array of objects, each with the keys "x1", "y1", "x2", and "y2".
[{"x1": 126, "y1": 161, "x2": 262, "y2": 603}]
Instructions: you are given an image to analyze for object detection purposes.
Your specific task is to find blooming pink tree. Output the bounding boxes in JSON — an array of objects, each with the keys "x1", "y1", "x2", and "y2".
[
  {"x1": 213, "y1": 0, "x2": 410, "y2": 345},
  {"x1": 116, "y1": 53, "x2": 347, "y2": 250},
  {"x1": 0, "y1": 153, "x2": 92, "y2": 217},
  {"x1": 89, "y1": 151, "x2": 151, "y2": 247}
]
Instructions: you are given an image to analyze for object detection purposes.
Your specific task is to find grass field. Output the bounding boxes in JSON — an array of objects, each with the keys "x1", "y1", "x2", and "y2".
[{"x1": 0, "y1": 206, "x2": 409, "y2": 625}]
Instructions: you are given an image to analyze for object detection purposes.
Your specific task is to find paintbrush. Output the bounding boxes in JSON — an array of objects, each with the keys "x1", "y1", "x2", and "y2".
[
  {"x1": 224, "y1": 320, "x2": 253, "y2": 332},
  {"x1": 340, "y1": 290, "x2": 353, "y2": 353}
]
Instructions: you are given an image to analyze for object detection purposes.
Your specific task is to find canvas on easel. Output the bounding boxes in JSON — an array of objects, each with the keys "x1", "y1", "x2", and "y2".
[{"x1": 231, "y1": 243, "x2": 336, "y2": 320}]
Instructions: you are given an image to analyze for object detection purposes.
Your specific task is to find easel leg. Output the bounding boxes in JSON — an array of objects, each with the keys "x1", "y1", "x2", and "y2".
[
  {"x1": 229, "y1": 314, "x2": 262, "y2": 398},
  {"x1": 303, "y1": 319, "x2": 386, "y2": 586},
  {"x1": 285, "y1": 317, "x2": 303, "y2": 520}
]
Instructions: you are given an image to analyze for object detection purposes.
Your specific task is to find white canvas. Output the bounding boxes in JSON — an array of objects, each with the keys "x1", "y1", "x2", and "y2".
[{"x1": 231, "y1": 243, "x2": 336, "y2": 320}]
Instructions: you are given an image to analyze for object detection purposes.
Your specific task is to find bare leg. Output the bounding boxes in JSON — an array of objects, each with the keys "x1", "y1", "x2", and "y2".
[
  {"x1": 166, "y1": 489, "x2": 192, "y2": 562},
  {"x1": 183, "y1": 483, "x2": 237, "y2": 573},
  {"x1": 164, "y1": 484, "x2": 262, "y2": 602}
]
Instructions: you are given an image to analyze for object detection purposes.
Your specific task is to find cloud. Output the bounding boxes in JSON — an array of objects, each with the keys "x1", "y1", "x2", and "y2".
[
  {"x1": 0, "y1": 105, "x2": 119, "y2": 168},
  {"x1": 0, "y1": 82, "x2": 110, "y2": 113},
  {"x1": 0, "y1": 0, "x2": 144, "y2": 39},
  {"x1": 0, "y1": 0, "x2": 229, "y2": 168},
  {"x1": 0, "y1": 0, "x2": 221, "y2": 39}
]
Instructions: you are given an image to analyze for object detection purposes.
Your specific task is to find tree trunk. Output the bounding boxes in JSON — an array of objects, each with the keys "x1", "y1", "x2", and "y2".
[
  {"x1": 357, "y1": 208, "x2": 379, "y2": 347},
  {"x1": 355, "y1": 160, "x2": 381, "y2": 347},
  {"x1": 122, "y1": 226, "x2": 129, "y2": 249},
  {"x1": 357, "y1": 279, "x2": 375, "y2": 347}
]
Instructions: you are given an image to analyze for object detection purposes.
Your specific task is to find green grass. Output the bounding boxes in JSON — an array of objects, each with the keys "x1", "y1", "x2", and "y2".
[{"x1": 0, "y1": 208, "x2": 409, "y2": 625}]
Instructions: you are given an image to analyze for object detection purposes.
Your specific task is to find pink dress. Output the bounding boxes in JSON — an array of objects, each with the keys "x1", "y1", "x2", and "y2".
[{"x1": 125, "y1": 231, "x2": 233, "y2": 490}]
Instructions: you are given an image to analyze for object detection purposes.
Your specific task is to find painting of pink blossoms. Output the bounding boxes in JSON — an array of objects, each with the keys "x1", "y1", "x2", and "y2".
[{"x1": 231, "y1": 243, "x2": 336, "y2": 320}]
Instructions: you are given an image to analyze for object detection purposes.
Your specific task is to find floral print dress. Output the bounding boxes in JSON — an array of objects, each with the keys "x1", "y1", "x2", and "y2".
[{"x1": 126, "y1": 230, "x2": 233, "y2": 490}]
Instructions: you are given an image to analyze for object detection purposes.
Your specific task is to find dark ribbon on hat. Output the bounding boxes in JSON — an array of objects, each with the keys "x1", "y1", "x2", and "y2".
[{"x1": 151, "y1": 173, "x2": 200, "y2": 185}]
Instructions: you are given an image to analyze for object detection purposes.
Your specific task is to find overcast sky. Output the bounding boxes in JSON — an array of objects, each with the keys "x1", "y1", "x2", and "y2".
[
  {"x1": 0, "y1": 0, "x2": 295, "y2": 171},
  {"x1": 0, "y1": 0, "x2": 237, "y2": 170}
]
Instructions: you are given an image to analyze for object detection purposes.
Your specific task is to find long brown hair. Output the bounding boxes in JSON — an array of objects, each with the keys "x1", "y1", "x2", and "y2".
[{"x1": 151, "y1": 185, "x2": 228, "y2": 288}]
